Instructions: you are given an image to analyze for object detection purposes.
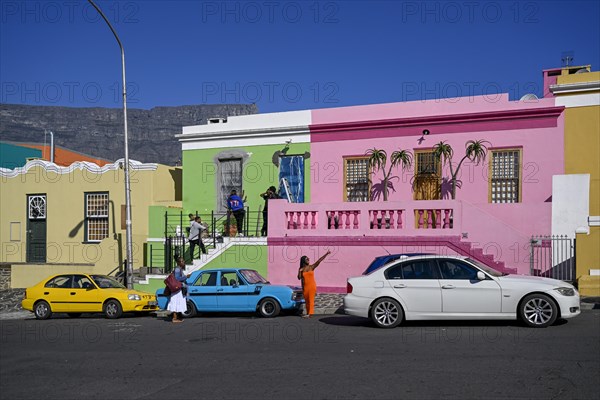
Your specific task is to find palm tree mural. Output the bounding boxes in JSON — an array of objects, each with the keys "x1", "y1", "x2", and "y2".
[
  {"x1": 432, "y1": 140, "x2": 490, "y2": 199},
  {"x1": 366, "y1": 148, "x2": 413, "y2": 201}
]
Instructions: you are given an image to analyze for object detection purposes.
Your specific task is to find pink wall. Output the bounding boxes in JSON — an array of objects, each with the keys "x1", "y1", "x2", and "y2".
[
  {"x1": 268, "y1": 241, "x2": 465, "y2": 292},
  {"x1": 309, "y1": 97, "x2": 564, "y2": 206},
  {"x1": 267, "y1": 199, "x2": 551, "y2": 288},
  {"x1": 266, "y1": 96, "x2": 565, "y2": 290},
  {"x1": 311, "y1": 94, "x2": 556, "y2": 125}
]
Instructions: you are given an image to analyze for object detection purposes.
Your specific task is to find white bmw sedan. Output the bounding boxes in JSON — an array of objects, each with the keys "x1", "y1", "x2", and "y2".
[{"x1": 344, "y1": 255, "x2": 581, "y2": 328}]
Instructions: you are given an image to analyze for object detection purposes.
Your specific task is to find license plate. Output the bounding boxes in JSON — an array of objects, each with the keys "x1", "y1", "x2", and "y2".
[{"x1": 148, "y1": 301, "x2": 157, "y2": 306}]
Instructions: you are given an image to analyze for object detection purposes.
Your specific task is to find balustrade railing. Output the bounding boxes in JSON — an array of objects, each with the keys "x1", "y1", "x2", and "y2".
[
  {"x1": 369, "y1": 209, "x2": 403, "y2": 230},
  {"x1": 414, "y1": 208, "x2": 453, "y2": 229},
  {"x1": 274, "y1": 200, "x2": 458, "y2": 236}
]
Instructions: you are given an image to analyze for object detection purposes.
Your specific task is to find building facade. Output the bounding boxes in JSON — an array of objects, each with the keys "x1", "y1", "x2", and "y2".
[
  {"x1": 1, "y1": 159, "x2": 181, "y2": 288},
  {"x1": 173, "y1": 90, "x2": 583, "y2": 292},
  {"x1": 546, "y1": 65, "x2": 600, "y2": 295}
]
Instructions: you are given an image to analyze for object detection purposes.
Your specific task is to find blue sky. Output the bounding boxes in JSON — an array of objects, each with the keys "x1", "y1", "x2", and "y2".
[{"x1": 1, "y1": 0, "x2": 599, "y2": 113}]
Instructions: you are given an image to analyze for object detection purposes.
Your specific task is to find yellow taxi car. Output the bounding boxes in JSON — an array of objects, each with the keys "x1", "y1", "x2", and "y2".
[{"x1": 21, "y1": 273, "x2": 158, "y2": 319}]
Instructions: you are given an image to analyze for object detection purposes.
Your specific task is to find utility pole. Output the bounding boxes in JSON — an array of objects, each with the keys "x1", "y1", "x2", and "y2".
[{"x1": 87, "y1": 0, "x2": 134, "y2": 288}]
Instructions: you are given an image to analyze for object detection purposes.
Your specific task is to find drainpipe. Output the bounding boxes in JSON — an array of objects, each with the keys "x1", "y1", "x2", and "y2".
[{"x1": 49, "y1": 131, "x2": 55, "y2": 163}]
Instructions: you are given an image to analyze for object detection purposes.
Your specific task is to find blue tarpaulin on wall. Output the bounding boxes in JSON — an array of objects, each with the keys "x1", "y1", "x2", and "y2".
[{"x1": 279, "y1": 156, "x2": 304, "y2": 203}]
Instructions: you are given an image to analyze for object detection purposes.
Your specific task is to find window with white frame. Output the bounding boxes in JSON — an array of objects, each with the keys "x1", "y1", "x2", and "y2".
[
  {"x1": 490, "y1": 149, "x2": 521, "y2": 203},
  {"x1": 85, "y1": 192, "x2": 109, "y2": 242},
  {"x1": 344, "y1": 157, "x2": 370, "y2": 202}
]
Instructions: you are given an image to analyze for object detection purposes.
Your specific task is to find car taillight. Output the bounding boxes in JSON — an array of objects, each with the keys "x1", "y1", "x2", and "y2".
[{"x1": 346, "y1": 282, "x2": 353, "y2": 294}]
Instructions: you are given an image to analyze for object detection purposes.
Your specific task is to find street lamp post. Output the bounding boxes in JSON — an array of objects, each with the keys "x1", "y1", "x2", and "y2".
[{"x1": 87, "y1": 0, "x2": 134, "y2": 288}]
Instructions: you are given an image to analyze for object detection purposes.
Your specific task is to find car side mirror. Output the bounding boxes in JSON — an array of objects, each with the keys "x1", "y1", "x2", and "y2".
[{"x1": 477, "y1": 271, "x2": 486, "y2": 281}]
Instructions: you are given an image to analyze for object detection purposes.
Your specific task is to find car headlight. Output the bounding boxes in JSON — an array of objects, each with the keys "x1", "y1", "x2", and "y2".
[
  {"x1": 555, "y1": 287, "x2": 575, "y2": 296},
  {"x1": 128, "y1": 294, "x2": 141, "y2": 301}
]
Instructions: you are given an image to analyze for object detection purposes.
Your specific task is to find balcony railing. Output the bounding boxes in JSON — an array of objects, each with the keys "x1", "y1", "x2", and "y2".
[{"x1": 272, "y1": 200, "x2": 460, "y2": 237}]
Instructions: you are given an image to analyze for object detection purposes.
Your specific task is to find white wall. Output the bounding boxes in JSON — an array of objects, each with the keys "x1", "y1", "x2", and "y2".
[{"x1": 552, "y1": 174, "x2": 590, "y2": 237}]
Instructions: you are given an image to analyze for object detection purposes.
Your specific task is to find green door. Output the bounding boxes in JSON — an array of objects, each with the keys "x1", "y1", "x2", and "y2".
[{"x1": 26, "y1": 195, "x2": 47, "y2": 263}]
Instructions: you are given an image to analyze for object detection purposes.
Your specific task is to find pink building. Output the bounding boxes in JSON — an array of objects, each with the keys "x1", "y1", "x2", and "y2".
[{"x1": 268, "y1": 94, "x2": 565, "y2": 291}]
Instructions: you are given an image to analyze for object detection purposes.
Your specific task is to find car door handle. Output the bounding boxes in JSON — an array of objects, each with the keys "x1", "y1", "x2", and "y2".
[
  {"x1": 442, "y1": 285, "x2": 455, "y2": 289},
  {"x1": 44, "y1": 292, "x2": 49, "y2": 295},
  {"x1": 393, "y1": 284, "x2": 406, "y2": 288},
  {"x1": 217, "y1": 288, "x2": 223, "y2": 292},
  {"x1": 70, "y1": 292, "x2": 76, "y2": 295}
]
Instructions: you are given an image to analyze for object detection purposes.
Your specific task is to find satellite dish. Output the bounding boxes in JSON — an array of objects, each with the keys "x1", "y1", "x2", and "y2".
[
  {"x1": 575, "y1": 68, "x2": 589, "y2": 74},
  {"x1": 520, "y1": 93, "x2": 539, "y2": 102}
]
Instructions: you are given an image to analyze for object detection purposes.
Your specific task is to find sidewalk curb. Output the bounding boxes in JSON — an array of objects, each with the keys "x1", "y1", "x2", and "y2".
[
  {"x1": 580, "y1": 303, "x2": 600, "y2": 311},
  {"x1": 314, "y1": 306, "x2": 344, "y2": 315}
]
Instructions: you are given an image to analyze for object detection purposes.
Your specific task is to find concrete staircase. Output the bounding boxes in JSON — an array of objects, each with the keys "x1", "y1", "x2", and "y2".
[
  {"x1": 133, "y1": 236, "x2": 267, "y2": 291},
  {"x1": 447, "y1": 237, "x2": 516, "y2": 274}
]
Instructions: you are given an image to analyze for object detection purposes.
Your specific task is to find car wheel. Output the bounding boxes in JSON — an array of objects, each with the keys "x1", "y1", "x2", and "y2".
[
  {"x1": 519, "y1": 294, "x2": 558, "y2": 328},
  {"x1": 182, "y1": 300, "x2": 197, "y2": 318},
  {"x1": 34, "y1": 301, "x2": 52, "y2": 320},
  {"x1": 103, "y1": 300, "x2": 123, "y2": 319},
  {"x1": 258, "y1": 298, "x2": 281, "y2": 318},
  {"x1": 371, "y1": 298, "x2": 403, "y2": 328},
  {"x1": 67, "y1": 313, "x2": 82, "y2": 318}
]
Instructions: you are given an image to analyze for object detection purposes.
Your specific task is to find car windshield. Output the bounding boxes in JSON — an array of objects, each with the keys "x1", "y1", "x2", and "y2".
[
  {"x1": 466, "y1": 258, "x2": 507, "y2": 277},
  {"x1": 91, "y1": 275, "x2": 126, "y2": 289},
  {"x1": 240, "y1": 269, "x2": 268, "y2": 284}
]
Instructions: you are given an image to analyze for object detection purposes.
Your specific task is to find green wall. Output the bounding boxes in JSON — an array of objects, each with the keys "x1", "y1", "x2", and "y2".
[
  {"x1": 202, "y1": 244, "x2": 268, "y2": 277},
  {"x1": 148, "y1": 205, "x2": 169, "y2": 238},
  {"x1": 135, "y1": 244, "x2": 268, "y2": 293},
  {"x1": 182, "y1": 143, "x2": 311, "y2": 235}
]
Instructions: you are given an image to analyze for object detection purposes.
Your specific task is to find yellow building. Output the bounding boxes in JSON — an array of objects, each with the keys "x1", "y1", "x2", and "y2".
[
  {"x1": 550, "y1": 65, "x2": 600, "y2": 295},
  {"x1": 0, "y1": 159, "x2": 181, "y2": 288}
]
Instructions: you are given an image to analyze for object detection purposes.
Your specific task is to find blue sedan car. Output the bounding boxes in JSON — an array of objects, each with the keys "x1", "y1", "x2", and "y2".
[{"x1": 156, "y1": 268, "x2": 304, "y2": 318}]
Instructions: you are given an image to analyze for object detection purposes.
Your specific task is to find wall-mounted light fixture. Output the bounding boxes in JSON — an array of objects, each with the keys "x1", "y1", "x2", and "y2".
[{"x1": 418, "y1": 129, "x2": 431, "y2": 144}]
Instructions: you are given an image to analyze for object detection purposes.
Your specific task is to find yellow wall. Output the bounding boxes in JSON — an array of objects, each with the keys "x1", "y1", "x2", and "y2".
[
  {"x1": 560, "y1": 79, "x2": 600, "y2": 279},
  {"x1": 557, "y1": 70, "x2": 599, "y2": 85},
  {"x1": 0, "y1": 162, "x2": 181, "y2": 288}
]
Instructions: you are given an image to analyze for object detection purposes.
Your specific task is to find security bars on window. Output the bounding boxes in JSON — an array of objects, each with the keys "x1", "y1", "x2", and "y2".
[
  {"x1": 86, "y1": 193, "x2": 109, "y2": 241},
  {"x1": 345, "y1": 158, "x2": 370, "y2": 202},
  {"x1": 491, "y1": 150, "x2": 520, "y2": 203}
]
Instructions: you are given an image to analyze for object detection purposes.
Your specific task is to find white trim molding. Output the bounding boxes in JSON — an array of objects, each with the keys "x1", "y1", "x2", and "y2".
[
  {"x1": 555, "y1": 93, "x2": 600, "y2": 108},
  {"x1": 178, "y1": 110, "x2": 311, "y2": 150},
  {"x1": 550, "y1": 80, "x2": 600, "y2": 94},
  {"x1": 589, "y1": 216, "x2": 600, "y2": 227},
  {"x1": 551, "y1": 80, "x2": 600, "y2": 108},
  {"x1": 0, "y1": 158, "x2": 157, "y2": 178}
]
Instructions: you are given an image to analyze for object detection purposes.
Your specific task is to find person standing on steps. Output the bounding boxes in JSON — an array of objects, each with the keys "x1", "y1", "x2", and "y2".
[
  {"x1": 188, "y1": 216, "x2": 207, "y2": 260},
  {"x1": 260, "y1": 186, "x2": 279, "y2": 236},
  {"x1": 297, "y1": 250, "x2": 331, "y2": 318},
  {"x1": 227, "y1": 189, "x2": 245, "y2": 236}
]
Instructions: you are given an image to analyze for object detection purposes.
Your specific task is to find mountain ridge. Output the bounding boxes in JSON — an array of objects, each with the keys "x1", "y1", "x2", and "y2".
[{"x1": 0, "y1": 103, "x2": 259, "y2": 165}]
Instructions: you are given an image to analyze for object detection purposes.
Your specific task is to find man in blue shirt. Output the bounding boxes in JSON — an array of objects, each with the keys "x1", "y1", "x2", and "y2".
[{"x1": 227, "y1": 189, "x2": 245, "y2": 236}]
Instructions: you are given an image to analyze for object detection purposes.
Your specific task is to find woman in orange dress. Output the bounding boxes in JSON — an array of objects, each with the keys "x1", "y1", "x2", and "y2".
[{"x1": 298, "y1": 250, "x2": 331, "y2": 318}]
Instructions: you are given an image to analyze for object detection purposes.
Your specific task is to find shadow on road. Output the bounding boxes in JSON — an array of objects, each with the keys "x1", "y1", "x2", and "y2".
[{"x1": 317, "y1": 315, "x2": 569, "y2": 329}]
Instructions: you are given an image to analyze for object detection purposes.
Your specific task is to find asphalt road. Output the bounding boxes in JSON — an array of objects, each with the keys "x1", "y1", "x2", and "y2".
[{"x1": 1, "y1": 311, "x2": 599, "y2": 400}]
